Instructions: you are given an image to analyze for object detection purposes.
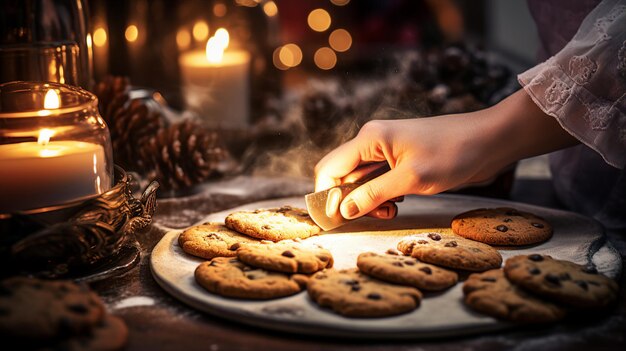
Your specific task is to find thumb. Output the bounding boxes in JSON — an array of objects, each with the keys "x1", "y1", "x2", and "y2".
[{"x1": 339, "y1": 167, "x2": 412, "y2": 219}]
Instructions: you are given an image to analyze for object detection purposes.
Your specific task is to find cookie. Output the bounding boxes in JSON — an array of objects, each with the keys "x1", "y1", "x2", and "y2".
[
  {"x1": 0, "y1": 277, "x2": 105, "y2": 340},
  {"x1": 451, "y1": 207, "x2": 552, "y2": 246},
  {"x1": 397, "y1": 232, "x2": 502, "y2": 271},
  {"x1": 57, "y1": 315, "x2": 129, "y2": 351},
  {"x1": 307, "y1": 269, "x2": 422, "y2": 318},
  {"x1": 357, "y1": 252, "x2": 458, "y2": 291},
  {"x1": 195, "y1": 257, "x2": 309, "y2": 299},
  {"x1": 463, "y1": 269, "x2": 566, "y2": 323},
  {"x1": 504, "y1": 254, "x2": 619, "y2": 308},
  {"x1": 237, "y1": 239, "x2": 333, "y2": 274},
  {"x1": 178, "y1": 222, "x2": 258, "y2": 259},
  {"x1": 225, "y1": 206, "x2": 321, "y2": 241}
]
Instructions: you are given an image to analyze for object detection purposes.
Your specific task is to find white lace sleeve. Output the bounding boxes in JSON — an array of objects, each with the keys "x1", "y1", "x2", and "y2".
[{"x1": 518, "y1": 0, "x2": 626, "y2": 169}]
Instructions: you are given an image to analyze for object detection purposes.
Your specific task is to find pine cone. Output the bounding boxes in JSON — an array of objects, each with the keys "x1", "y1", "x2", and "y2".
[
  {"x1": 139, "y1": 120, "x2": 228, "y2": 191},
  {"x1": 110, "y1": 98, "x2": 166, "y2": 169},
  {"x1": 92, "y1": 76, "x2": 130, "y2": 117},
  {"x1": 301, "y1": 85, "x2": 354, "y2": 147}
]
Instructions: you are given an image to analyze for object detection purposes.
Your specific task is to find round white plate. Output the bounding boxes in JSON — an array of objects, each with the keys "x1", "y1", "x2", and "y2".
[{"x1": 150, "y1": 194, "x2": 621, "y2": 339}]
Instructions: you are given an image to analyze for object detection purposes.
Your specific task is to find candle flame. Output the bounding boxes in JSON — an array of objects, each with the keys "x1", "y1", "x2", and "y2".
[
  {"x1": 38, "y1": 128, "x2": 55, "y2": 146},
  {"x1": 205, "y1": 28, "x2": 229, "y2": 64},
  {"x1": 44, "y1": 89, "x2": 60, "y2": 109}
]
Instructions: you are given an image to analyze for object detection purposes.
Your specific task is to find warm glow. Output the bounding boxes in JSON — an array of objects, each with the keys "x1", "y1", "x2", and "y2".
[
  {"x1": 213, "y1": 3, "x2": 227, "y2": 17},
  {"x1": 329, "y1": 28, "x2": 352, "y2": 52},
  {"x1": 125, "y1": 25, "x2": 139, "y2": 43},
  {"x1": 86, "y1": 33, "x2": 93, "y2": 49},
  {"x1": 214, "y1": 28, "x2": 230, "y2": 48},
  {"x1": 93, "y1": 27, "x2": 107, "y2": 47},
  {"x1": 272, "y1": 46, "x2": 288, "y2": 70},
  {"x1": 314, "y1": 47, "x2": 337, "y2": 70},
  {"x1": 308, "y1": 8, "x2": 331, "y2": 32},
  {"x1": 44, "y1": 89, "x2": 60, "y2": 109},
  {"x1": 37, "y1": 129, "x2": 55, "y2": 146},
  {"x1": 330, "y1": 0, "x2": 351, "y2": 6},
  {"x1": 192, "y1": 21, "x2": 209, "y2": 42},
  {"x1": 279, "y1": 43, "x2": 302, "y2": 68},
  {"x1": 206, "y1": 38, "x2": 224, "y2": 63},
  {"x1": 263, "y1": 1, "x2": 278, "y2": 17},
  {"x1": 176, "y1": 29, "x2": 191, "y2": 50}
]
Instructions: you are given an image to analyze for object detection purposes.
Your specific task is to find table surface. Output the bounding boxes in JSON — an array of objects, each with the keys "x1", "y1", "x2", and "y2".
[{"x1": 91, "y1": 177, "x2": 626, "y2": 351}]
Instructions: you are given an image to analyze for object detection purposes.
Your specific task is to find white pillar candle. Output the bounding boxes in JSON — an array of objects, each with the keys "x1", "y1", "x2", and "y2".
[
  {"x1": 0, "y1": 138, "x2": 110, "y2": 212},
  {"x1": 179, "y1": 28, "x2": 250, "y2": 129}
]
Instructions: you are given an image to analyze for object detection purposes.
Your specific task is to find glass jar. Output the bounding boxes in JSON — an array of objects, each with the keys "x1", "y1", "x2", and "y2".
[{"x1": 0, "y1": 81, "x2": 113, "y2": 213}]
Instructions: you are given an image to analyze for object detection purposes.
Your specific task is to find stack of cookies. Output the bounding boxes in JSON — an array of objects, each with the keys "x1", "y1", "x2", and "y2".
[
  {"x1": 178, "y1": 206, "x2": 333, "y2": 300},
  {"x1": 0, "y1": 277, "x2": 128, "y2": 351},
  {"x1": 307, "y1": 230, "x2": 505, "y2": 318},
  {"x1": 463, "y1": 254, "x2": 619, "y2": 323}
]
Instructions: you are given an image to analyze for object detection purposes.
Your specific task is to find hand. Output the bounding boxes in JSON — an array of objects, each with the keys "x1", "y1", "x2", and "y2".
[{"x1": 314, "y1": 89, "x2": 578, "y2": 220}]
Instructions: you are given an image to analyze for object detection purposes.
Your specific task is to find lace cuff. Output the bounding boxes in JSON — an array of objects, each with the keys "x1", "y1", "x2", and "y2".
[{"x1": 518, "y1": 0, "x2": 626, "y2": 169}]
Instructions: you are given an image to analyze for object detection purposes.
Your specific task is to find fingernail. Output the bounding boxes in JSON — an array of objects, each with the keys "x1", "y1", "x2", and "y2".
[
  {"x1": 325, "y1": 188, "x2": 342, "y2": 217},
  {"x1": 342, "y1": 199, "x2": 360, "y2": 218},
  {"x1": 374, "y1": 205, "x2": 390, "y2": 218}
]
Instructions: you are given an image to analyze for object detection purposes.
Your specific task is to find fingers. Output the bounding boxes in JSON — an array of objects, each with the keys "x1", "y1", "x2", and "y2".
[
  {"x1": 340, "y1": 167, "x2": 412, "y2": 219},
  {"x1": 314, "y1": 135, "x2": 387, "y2": 191},
  {"x1": 341, "y1": 162, "x2": 388, "y2": 184},
  {"x1": 365, "y1": 202, "x2": 398, "y2": 219}
]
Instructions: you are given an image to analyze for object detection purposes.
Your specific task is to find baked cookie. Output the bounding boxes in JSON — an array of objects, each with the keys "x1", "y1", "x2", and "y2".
[
  {"x1": 356, "y1": 252, "x2": 458, "y2": 291},
  {"x1": 225, "y1": 206, "x2": 322, "y2": 241},
  {"x1": 195, "y1": 257, "x2": 309, "y2": 299},
  {"x1": 178, "y1": 222, "x2": 258, "y2": 259},
  {"x1": 452, "y1": 207, "x2": 553, "y2": 246},
  {"x1": 463, "y1": 269, "x2": 566, "y2": 323},
  {"x1": 237, "y1": 239, "x2": 333, "y2": 274},
  {"x1": 0, "y1": 277, "x2": 105, "y2": 340},
  {"x1": 397, "y1": 232, "x2": 502, "y2": 271},
  {"x1": 57, "y1": 315, "x2": 128, "y2": 351},
  {"x1": 504, "y1": 254, "x2": 619, "y2": 308},
  {"x1": 307, "y1": 269, "x2": 422, "y2": 318}
]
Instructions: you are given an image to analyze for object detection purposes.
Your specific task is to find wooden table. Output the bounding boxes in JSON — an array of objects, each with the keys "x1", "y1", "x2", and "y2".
[{"x1": 91, "y1": 177, "x2": 625, "y2": 351}]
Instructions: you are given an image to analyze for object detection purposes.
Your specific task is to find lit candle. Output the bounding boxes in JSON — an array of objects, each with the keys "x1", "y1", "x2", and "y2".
[
  {"x1": 0, "y1": 90, "x2": 110, "y2": 212},
  {"x1": 179, "y1": 28, "x2": 250, "y2": 129}
]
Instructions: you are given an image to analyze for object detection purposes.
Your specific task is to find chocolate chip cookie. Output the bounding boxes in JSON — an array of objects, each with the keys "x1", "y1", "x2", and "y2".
[
  {"x1": 504, "y1": 254, "x2": 619, "y2": 308},
  {"x1": 463, "y1": 269, "x2": 566, "y2": 323},
  {"x1": 0, "y1": 277, "x2": 105, "y2": 340},
  {"x1": 57, "y1": 315, "x2": 128, "y2": 351},
  {"x1": 356, "y1": 252, "x2": 458, "y2": 291},
  {"x1": 225, "y1": 206, "x2": 322, "y2": 241},
  {"x1": 237, "y1": 239, "x2": 333, "y2": 274},
  {"x1": 452, "y1": 207, "x2": 553, "y2": 246},
  {"x1": 195, "y1": 257, "x2": 309, "y2": 299},
  {"x1": 178, "y1": 222, "x2": 258, "y2": 259},
  {"x1": 307, "y1": 269, "x2": 422, "y2": 318},
  {"x1": 397, "y1": 232, "x2": 502, "y2": 271}
]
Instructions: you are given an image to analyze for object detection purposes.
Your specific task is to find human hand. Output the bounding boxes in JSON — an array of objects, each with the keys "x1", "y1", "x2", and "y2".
[{"x1": 314, "y1": 90, "x2": 578, "y2": 220}]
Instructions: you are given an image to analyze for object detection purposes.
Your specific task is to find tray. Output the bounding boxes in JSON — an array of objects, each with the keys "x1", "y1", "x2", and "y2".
[{"x1": 150, "y1": 194, "x2": 621, "y2": 339}]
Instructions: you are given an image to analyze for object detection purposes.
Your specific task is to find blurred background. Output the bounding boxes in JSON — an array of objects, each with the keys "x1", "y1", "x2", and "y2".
[{"x1": 0, "y1": 0, "x2": 550, "y2": 200}]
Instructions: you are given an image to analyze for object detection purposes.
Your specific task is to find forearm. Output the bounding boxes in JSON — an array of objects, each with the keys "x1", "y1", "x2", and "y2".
[{"x1": 474, "y1": 89, "x2": 579, "y2": 173}]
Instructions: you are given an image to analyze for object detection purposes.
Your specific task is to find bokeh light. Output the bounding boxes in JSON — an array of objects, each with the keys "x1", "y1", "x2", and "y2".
[
  {"x1": 125, "y1": 25, "x2": 139, "y2": 43},
  {"x1": 330, "y1": 0, "x2": 351, "y2": 6},
  {"x1": 176, "y1": 29, "x2": 191, "y2": 50},
  {"x1": 213, "y1": 3, "x2": 227, "y2": 17},
  {"x1": 93, "y1": 27, "x2": 107, "y2": 47},
  {"x1": 192, "y1": 21, "x2": 209, "y2": 42},
  {"x1": 279, "y1": 43, "x2": 303, "y2": 68},
  {"x1": 272, "y1": 46, "x2": 289, "y2": 70},
  {"x1": 329, "y1": 28, "x2": 352, "y2": 52},
  {"x1": 314, "y1": 47, "x2": 337, "y2": 70},
  {"x1": 308, "y1": 9, "x2": 331, "y2": 32},
  {"x1": 263, "y1": 1, "x2": 278, "y2": 17}
]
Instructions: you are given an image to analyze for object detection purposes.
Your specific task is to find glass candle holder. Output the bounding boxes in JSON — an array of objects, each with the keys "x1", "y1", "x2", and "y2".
[
  {"x1": 0, "y1": 42, "x2": 81, "y2": 86},
  {"x1": 0, "y1": 81, "x2": 113, "y2": 213}
]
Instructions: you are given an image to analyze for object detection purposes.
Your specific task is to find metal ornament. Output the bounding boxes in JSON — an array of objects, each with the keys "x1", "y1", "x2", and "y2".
[{"x1": 3, "y1": 166, "x2": 158, "y2": 279}]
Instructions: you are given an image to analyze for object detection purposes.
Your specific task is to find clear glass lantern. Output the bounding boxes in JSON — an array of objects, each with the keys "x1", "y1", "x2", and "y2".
[{"x1": 0, "y1": 81, "x2": 113, "y2": 213}]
